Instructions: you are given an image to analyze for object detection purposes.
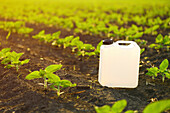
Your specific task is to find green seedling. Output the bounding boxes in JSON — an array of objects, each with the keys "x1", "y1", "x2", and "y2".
[
  {"x1": 147, "y1": 17, "x2": 163, "y2": 26},
  {"x1": 25, "y1": 64, "x2": 62, "y2": 89},
  {"x1": 52, "y1": 35, "x2": 74, "y2": 48},
  {"x1": 143, "y1": 99, "x2": 170, "y2": 113},
  {"x1": 109, "y1": 26, "x2": 126, "y2": 39},
  {"x1": 140, "y1": 48, "x2": 145, "y2": 54},
  {"x1": 94, "y1": 40, "x2": 103, "y2": 56},
  {"x1": 18, "y1": 27, "x2": 33, "y2": 35},
  {"x1": 33, "y1": 30, "x2": 61, "y2": 43},
  {"x1": 33, "y1": 30, "x2": 99, "y2": 57},
  {"x1": 0, "y1": 48, "x2": 11, "y2": 60},
  {"x1": 149, "y1": 34, "x2": 170, "y2": 50},
  {"x1": 0, "y1": 21, "x2": 33, "y2": 36},
  {"x1": 95, "y1": 99, "x2": 135, "y2": 113},
  {"x1": 144, "y1": 25, "x2": 159, "y2": 35},
  {"x1": 1, "y1": 51, "x2": 30, "y2": 72},
  {"x1": 25, "y1": 64, "x2": 76, "y2": 96},
  {"x1": 126, "y1": 32, "x2": 143, "y2": 41},
  {"x1": 146, "y1": 59, "x2": 170, "y2": 82},
  {"x1": 48, "y1": 77, "x2": 76, "y2": 96},
  {"x1": 70, "y1": 36, "x2": 95, "y2": 56},
  {"x1": 135, "y1": 39, "x2": 147, "y2": 46}
]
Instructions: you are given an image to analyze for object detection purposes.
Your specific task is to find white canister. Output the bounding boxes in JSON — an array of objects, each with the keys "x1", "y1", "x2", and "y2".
[{"x1": 98, "y1": 40, "x2": 140, "y2": 88}]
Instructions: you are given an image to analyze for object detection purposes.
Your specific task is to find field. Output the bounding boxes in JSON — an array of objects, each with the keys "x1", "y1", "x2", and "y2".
[{"x1": 0, "y1": 0, "x2": 170, "y2": 112}]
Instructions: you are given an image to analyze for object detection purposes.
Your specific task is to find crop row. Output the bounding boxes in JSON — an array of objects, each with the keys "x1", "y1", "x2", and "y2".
[
  {"x1": 0, "y1": 48, "x2": 76, "y2": 96},
  {"x1": 0, "y1": 21, "x2": 33, "y2": 38},
  {"x1": 0, "y1": 0, "x2": 169, "y2": 37},
  {"x1": 0, "y1": 47, "x2": 169, "y2": 113}
]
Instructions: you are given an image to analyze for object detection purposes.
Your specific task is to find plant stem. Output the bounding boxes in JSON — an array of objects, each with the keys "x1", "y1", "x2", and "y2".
[
  {"x1": 57, "y1": 84, "x2": 60, "y2": 96},
  {"x1": 162, "y1": 76, "x2": 165, "y2": 82},
  {"x1": 6, "y1": 31, "x2": 11, "y2": 40},
  {"x1": 44, "y1": 77, "x2": 47, "y2": 89}
]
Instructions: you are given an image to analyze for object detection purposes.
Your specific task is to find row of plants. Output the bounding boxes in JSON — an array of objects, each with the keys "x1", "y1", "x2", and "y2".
[
  {"x1": 32, "y1": 30, "x2": 170, "y2": 83},
  {"x1": 0, "y1": 47, "x2": 169, "y2": 112},
  {"x1": 0, "y1": 20, "x2": 169, "y2": 52},
  {"x1": 0, "y1": 48, "x2": 76, "y2": 96},
  {"x1": 0, "y1": 21, "x2": 33, "y2": 38},
  {"x1": 95, "y1": 99, "x2": 170, "y2": 113},
  {"x1": 33, "y1": 30, "x2": 103, "y2": 57},
  {"x1": 149, "y1": 34, "x2": 170, "y2": 50},
  {"x1": 0, "y1": 0, "x2": 169, "y2": 37},
  {"x1": 0, "y1": 48, "x2": 29, "y2": 72}
]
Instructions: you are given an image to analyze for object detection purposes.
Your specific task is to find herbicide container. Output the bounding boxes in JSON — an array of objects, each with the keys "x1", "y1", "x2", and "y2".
[{"x1": 98, "y1": 40, "x2": 140, "y2": 88}]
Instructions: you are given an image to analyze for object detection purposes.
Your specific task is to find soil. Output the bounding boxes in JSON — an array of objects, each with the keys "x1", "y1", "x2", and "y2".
[{"x1": 0, "y1": 18, "x2": 170, "y2": 113}]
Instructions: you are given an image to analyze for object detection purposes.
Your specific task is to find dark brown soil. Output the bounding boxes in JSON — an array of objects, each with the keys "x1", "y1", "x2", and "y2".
[{"x1": 0, "y1": 19, "x2": 170, "y2": 113}]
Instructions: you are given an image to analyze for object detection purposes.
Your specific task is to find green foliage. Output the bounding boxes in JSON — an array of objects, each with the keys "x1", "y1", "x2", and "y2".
[
  {"x1": 94, "y1": 40, "x2": 103, "y2": 55},
  {"x1": 6, "y1": 31, "x2": 11, "y2": 40},
  {"x1": 144, "y1": 25, "x2": 159, "y2": 35},
  {"x1": 25, "y1": 64, "x2": 76, "y2": 96},
  {"x1": 149, "y1": 34, "x2": 170, "y2": 50},
  {"x1": 0, "y1": 48, "x2": 11, "y2": 60},
  {"x1": 140, "y1": 48, "x2": 145, "y2": 54},
  {"x1": 0, "y1": 48, "x2": 30, "y2": 72},
  {"x1": 146, "y1": 59, "x2": 170, "y2": 82},
  {"x1": 135, "y1": 39, "x2": 147, "y2": 46},
  {"x1": 33, "y1": 30, "x2": 61, "y2": 43},
  {"x1": 95, "y1": 99, "x2": 170, "y2": 113},
  {"x1": 95, "y1": 99, "x2": 135, "y2": 113},
  {"x1": 143, "y1": 99, "x2": 170, "y2": 113},
  {"x1": 33, "y1": 31, "x2": 103, "y2": 57},
  {"x1": 0, "y1": 21, "x2": 33, "y2": 36},
  {"x1": 25, "y1": 64, "x2": 62, "y2": 89},
  {"x1": 49, "y1": 79, "x2": 76, "y2": 96}
]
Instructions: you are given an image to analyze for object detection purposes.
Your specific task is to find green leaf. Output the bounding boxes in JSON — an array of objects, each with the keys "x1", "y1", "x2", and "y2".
[
  {"x1": 51, "y1": 31, "x2": 61, "y2": 40},
  {"x1": 132, "y1": 32, "x2": 143, "y2": 39},
  {"x1": 152, "y1": 25, "x2": 159, "y2": 31},
  {"x1": 140, "y1": 48, "x2": 145, "y2": 54},
  {"x1": 154, "y1": 45, "x2": 163, "y2": 49},
  {"x1": 70, "y1": 36, "x2": 80, "y2": 46},
  {"x1": 82, "y1": 44, "x2": 95, "y2": 50},
  {"x1": 64, "y1": 36, "x2": 74, "y2": 42},
  {"x1": 159, "y1": 59, "x2": 169, "y2": 71},
  {"x1": 20, "y1": 59, "x2": 30, "y2": 65},
  {"x1": 5, "y1": 64, "x2": 14, "y2": 69},
  {"x1": 143, "y1": 99, "x2": 170, "y2": 113},
  {"x1": 1, "y1": 58, "x2": 10, "y2": 64},
  {"x1": 111, "y1": 99, "x2": 127, "y2": 113},
  {"x1": 149, "y1": 44, "x2": 156, "y2": 48},
  {"x1": 76, "y1": 41, "x2": 84, "y2": 49},
  {"x1": 155, "y1": 34, "x2": 163, "y2": 44},
  {"x1": 46, "y1": 73, "x2": 60, "y2": 83},
  {"x1": 0, "y1": 48, "x2": 11, "y2": 59},
  {"x1": 85, "y1": 52, "x2": 96, "y2": 56},
  {"x1": 45, "y1": 64, "x2": 62, "y2": 73},
  {"x1": 95, "y1": 40, "x2": 103, "y2": 55},
  {"x1": 95, "y1": 105, "x2": 111, "y2": 113},
  {"x1": 165, "y1": 72, "x2": 170, "y2": 79},
  {"x1": 25, "y1": 71, "x2": 41, "y2": 80},
  {"x1": 0, "y1": 48, "x2": 11, "y2": 53},
  {"x1": 39, "y1": 69, "x2": 46, "y2": 76},
  {"x1": 59, "y1": 80, "x2": 76, "y2": 88},
  {"x1": 146, "y1": 67, "x2": 159, "y2": 77},
  {"x1": 125, "y1": 110, "x2": 135, "y2": 113},
  {"x1": 163, "y1": 35, "x2": 170, "y2": 45}
]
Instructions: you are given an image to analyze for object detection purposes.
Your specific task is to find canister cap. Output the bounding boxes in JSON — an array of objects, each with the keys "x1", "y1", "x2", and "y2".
[{"x1": 103, "y1": 39, "x2": 113, "y2": 45}]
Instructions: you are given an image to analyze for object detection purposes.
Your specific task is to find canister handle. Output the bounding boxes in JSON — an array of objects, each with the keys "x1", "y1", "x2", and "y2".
[{"x1": 114, "y1": 41, "x2": 136, "y2": 48}]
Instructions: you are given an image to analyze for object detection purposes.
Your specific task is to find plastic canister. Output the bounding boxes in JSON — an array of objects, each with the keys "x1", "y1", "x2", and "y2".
[{"x1": 98, "y1": 40, "x2": 140, "y2": 88}]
